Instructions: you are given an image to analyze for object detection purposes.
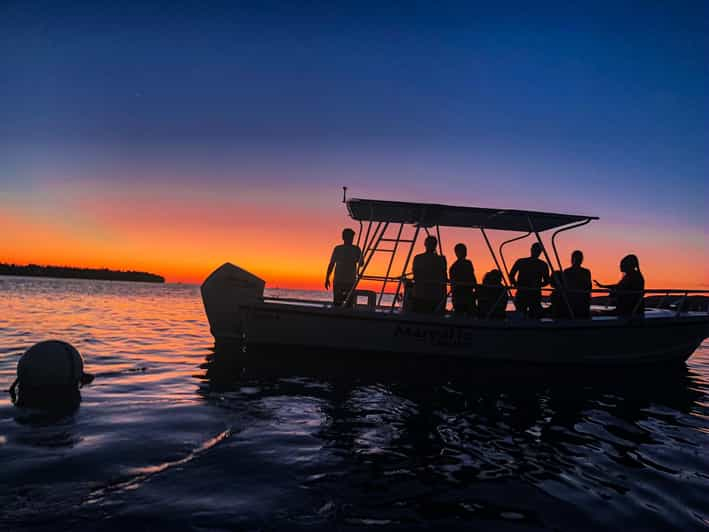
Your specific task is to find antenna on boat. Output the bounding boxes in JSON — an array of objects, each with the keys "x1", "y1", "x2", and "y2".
[{"x1": 342, "y1": 186, "x2": 348, "y2": 203}]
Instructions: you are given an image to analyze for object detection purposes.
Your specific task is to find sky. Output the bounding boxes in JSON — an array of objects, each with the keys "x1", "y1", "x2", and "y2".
[{"x1": 1, "y1": 1, "x2": 707, "y2": 288}]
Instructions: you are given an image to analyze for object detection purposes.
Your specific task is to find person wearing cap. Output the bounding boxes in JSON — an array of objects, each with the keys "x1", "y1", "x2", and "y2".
[
  {"x1": 9, "y1": 340, "x2": 94, "y2": 409},
  {"x1": 325, "y1": 228, "x2": 362, "y2": 306}
]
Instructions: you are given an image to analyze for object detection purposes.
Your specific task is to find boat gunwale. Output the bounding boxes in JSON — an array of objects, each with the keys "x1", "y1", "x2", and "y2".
[
  {"x1": 248, "y1": 299, "x2": 709, "y2": 331},
  {"x1": 215, "y1": 338, "x2": 702, "y2": 366}
]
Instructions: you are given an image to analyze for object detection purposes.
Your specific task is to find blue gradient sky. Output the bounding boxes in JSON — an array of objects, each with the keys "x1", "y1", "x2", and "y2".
[{"x1": 1, "y1": 1, "x2": 707, "y2": 285}]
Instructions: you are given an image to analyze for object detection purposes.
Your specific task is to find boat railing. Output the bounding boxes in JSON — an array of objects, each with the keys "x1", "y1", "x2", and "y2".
[
  {"x1": 262, "y1": 286, "x2": 709, "y2": 319},
  {"x1": 262, "y1": 296, "x2": 333, "y2": 307},
  {"x1": 475, "y1": 285, "x2": 709, "y2": 318},
  {"x1": 587, "y1": 287, "x2": 709, "y2": 317}
]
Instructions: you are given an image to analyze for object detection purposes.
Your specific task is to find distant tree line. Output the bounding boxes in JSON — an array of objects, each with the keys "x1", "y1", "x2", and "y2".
[{"x1": 0, "y1": 263, "x2": 165, "y2": 283}]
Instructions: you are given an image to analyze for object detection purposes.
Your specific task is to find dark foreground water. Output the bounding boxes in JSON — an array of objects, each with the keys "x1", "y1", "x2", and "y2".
[{"x1": 0, "y1": 277, "x2": 707, "y2": 531}]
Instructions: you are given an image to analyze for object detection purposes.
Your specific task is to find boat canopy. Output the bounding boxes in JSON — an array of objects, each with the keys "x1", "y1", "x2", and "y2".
[{"x1": 347, "y1": 198, "x2": 598, "y2": 232}]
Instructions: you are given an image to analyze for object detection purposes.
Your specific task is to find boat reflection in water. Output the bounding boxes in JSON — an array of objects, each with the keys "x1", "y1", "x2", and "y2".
[{"x1": 199, "y1": 342, "x2": 708, "y2": 530}]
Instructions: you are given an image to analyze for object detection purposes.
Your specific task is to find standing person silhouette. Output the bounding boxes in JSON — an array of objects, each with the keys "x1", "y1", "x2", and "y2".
[
  {"x1": 594, "y1": 254, "x2": 644, "y2": 317},
  {"x1": 509, "y1": 243, "x2": 550, "y2": 318},
  {"x1": 563, "y1": 250, "x2": 592, "y2": 318},
  {"x1": 412, "y1": 236, "x2": 448, "y2": 313},
  {"x1": 449, "y1": 243, "x2": 476, "y2": 315},
  {"x1": 325, "y1": 228, "x2": 362, "y2": 306}
]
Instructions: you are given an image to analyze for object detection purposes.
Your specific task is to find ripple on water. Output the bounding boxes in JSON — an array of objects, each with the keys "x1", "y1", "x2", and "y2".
[{"x1": 0, "y1": 278, "x2": 707, "y2": 530}]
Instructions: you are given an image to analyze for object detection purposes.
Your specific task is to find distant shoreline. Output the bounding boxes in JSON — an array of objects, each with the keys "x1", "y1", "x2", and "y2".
[{"x1": 0, "y1": 264, "x2": 165, "y2": 283}]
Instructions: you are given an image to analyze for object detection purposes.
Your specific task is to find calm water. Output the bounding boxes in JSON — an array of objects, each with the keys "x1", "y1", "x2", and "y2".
[{"x1": 1, "y1": 277, "x2": 707, "y2": 531}]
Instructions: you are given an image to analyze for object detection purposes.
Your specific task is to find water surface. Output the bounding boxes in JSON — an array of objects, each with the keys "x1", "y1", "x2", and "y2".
[{"x1": 1, "y1": 277, "x2": 707, "y2": 530}]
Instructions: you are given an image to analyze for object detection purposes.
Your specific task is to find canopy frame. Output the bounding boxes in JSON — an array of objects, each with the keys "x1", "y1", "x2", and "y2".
[
  {"x1": 344, "y1": 197, "x2": 598, "y2": 314},
  {"x1": 347, "y1": 198, "x2": 598, "y2": 233}
]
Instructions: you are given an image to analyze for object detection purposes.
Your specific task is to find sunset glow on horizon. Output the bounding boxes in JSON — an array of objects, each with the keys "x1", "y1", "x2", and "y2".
[
  {"x1": 2, "y1": 2, "x2": 707, "y2": 290},
  {"x1": 2, "y1": 172, "x2": 707, "y2": 290}
]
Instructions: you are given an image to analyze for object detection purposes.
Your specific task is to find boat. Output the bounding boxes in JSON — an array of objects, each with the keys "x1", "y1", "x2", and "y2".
[{"x1": 201, "y1": 196, "x2": 709, "y2": 365}]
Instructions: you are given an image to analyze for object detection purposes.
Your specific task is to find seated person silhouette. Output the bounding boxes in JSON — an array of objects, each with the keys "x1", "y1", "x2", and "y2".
[
  {"x1": 549, "y1": 270, "x2": 565, "y2": 318},
  {"x1": 412, "y1": 235, "x2": 448, "y2": 313},
  {"x1": 449, "y1": 243, "x2": 477, "y2": 315},
  {"x1": 325, "y1": 228, "x2": 362, "y2": 306},
  {"x1": 594, "y1": 254, "x2": 645, "y2": 317},
  {"x1": 477, "y1": 269, "x2": 507, "y2": 320},
  {"x1": 509, "y1": 243, "x2": 550, "y2": 318}
]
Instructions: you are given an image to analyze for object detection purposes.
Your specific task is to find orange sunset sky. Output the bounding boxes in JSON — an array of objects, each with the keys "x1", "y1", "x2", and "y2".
[
  {"x1": 2, "y1": 3, "x2": 707, "y2": 290},
  {"x1": 2, "y1": 168, "x2": 707, "y2": 290}
]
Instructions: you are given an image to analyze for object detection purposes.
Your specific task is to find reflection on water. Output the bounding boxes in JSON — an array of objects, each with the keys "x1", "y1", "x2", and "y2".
[
  {"x1": 0, "y1": 277, "x2": 708, "y2": 530},
  {"x1": 202, "y1": 346, "x2": 709, "y2": 530}
]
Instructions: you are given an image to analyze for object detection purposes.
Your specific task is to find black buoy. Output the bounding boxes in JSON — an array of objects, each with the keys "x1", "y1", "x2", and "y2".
[{"x1": 9, "y1": 340, "x2": 94, "y2": 408}]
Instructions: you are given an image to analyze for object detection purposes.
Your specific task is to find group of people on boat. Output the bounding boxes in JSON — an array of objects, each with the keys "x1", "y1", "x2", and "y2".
[
  {"x1": 410, "y1": 236, "x2": 509, "y2": 319},
  {"x1": 325, "y1": 228, "x2": 645, "y2": 319}
]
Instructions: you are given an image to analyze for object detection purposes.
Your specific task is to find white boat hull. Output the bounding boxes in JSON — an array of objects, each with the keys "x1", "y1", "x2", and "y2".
[{"x1": 202, "y1": 264, "x2": 709, "y2": 366}]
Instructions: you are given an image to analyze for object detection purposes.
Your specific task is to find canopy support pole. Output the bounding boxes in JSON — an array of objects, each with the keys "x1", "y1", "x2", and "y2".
[
  {"x1": 527, "y1": 217, "x2": 575, "y2": 319},
  {"x1": 436, "y1": 225, "x2": 443, "y2": 256},
  {"x1": 498, "y1": 231, "x2": 531, "y2": 285},
  {"x1": 550, "y1": 218, "x2": 593, "y2": 318},
  {"x1": 378, "y1": 223, "x2": 404, "y2": 306},
  {"x1": 480, "y1": 227, "x2": 513, "y2": 309},
  {"x1": 550, "y1": 218, "x2": 592, "y2": 273},
  {"x1": 347, "y1": 221, "x2": 388, "y2": 305},
  {"x1": 360, "y1": 220, "x2": 374, "y2": 262},
  {"x1": 391, "y1": 225, "x2": 421, "y2": 309},
  {"x1": 361, "y1": 222, "x2": 388, "y2": 276}
]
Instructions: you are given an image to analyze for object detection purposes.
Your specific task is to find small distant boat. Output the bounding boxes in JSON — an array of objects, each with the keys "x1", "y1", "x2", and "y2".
[{"x1": 201, "y1": 197, "x2": 709, "y2": 365}]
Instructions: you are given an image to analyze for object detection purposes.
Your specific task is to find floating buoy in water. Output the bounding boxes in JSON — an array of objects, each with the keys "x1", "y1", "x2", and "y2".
[{"x1": 9, "y1": 340, "x2": 94, "y2": 408}]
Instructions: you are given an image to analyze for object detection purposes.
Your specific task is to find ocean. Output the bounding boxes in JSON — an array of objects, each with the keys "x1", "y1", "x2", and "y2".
[{"x1": 0, "y1": 276, "x2": 707, "y2": 530}]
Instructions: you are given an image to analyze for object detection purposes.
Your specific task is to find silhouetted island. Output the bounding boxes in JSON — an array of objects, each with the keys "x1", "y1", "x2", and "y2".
[{"x1": 0, "y1": 263, "x2": 165, "y2": 283}]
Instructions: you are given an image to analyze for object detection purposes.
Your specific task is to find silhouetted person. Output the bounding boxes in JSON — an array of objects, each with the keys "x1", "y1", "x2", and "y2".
[
  {"x1": 549, "y1": 270, "x2": 565, "y2": 318},
  {"x1": 412, "y1": 236, "x2": 448, "y2": 313},
  {"x1": 477, "y1": 269, "x2": 507, "y2": 319},
  {"x1": 551, "y1": 250, "x2": 592, "y2": 318},
  {"x1": 595, "y1": 254, "x2": 645, "y2": 317},
  {"x1": 325, "y1": 228, "x2": 362, "y2": 306},
  {"x1": 509, "y1": 243, "x2": 550, "y2": 318},
  {"x1": 564, "y1": 250, "x2": 592, "y2": 318},
  {"x1": 449, "y1": 243, "x2": 477, "y2": 315}
]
